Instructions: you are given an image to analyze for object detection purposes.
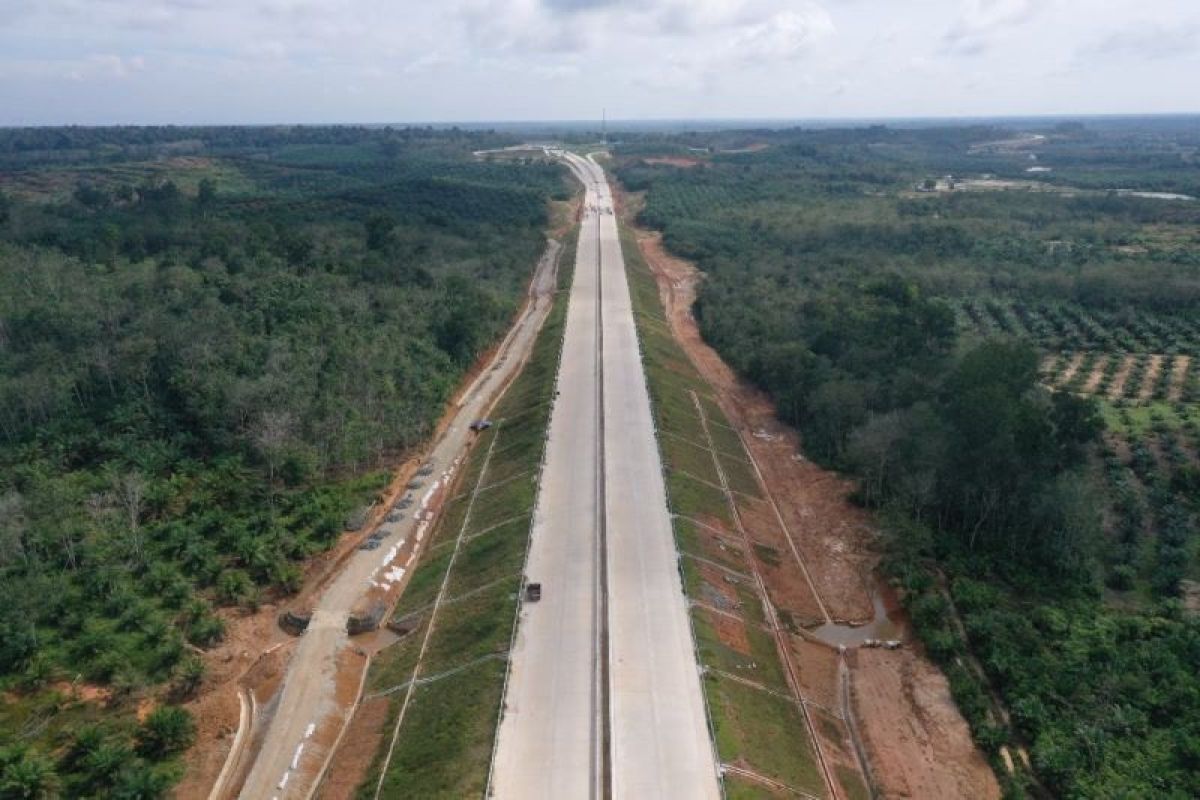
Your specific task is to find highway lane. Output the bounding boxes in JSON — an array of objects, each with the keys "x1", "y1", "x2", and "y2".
[
  {"x1": 234, "y1": 241, "x2": 561, "y2": 800},
  {"x1": 491, "y1": 155, "x2": 604, "y2": 798},
  {"x1": 589, "y1": 156, "x2": 720, "y2": 800},
  {"x1": 492, "y1": 152, "x2": 719, "y2": 799}
]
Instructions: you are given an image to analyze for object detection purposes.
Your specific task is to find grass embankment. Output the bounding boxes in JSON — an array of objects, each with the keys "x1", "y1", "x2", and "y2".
[
  {"x1": 353, "y1": 230, "x2": 575, "y2": 799},
  {"x1": 619, "y1": 223, "x2": 828, "y2": 797}
]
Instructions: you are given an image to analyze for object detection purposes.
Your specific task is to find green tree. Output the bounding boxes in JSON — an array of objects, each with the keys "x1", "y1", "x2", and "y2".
[
  {"x1": 196, "y1": 178, "x2": 216, "y2": 209},
  {"x1": 0, "y1": 749, "x2": 58, "y2": 800},
  {"x1": 136, "y1": 707, "x2": 195, "y2": 759}
]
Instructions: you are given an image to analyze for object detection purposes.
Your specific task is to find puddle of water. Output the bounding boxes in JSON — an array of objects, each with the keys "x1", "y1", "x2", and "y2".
[{"x1": 811, "y1": 587, "x2": 903, "y2": 648}]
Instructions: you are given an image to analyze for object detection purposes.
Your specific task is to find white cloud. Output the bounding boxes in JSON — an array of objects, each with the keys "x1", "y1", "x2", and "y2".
[
  {"x1": 0, "y1": 0, "x2": 1196, "y2": 124},
  {"x1": 723, "y1": 7, "x2": 835, "y2": 63},
  {"x1": 1082, "y1": 23, "x2": 1200, "y2": 62},
  {"x1": 942, "y1": 0, "x2": 1044, "y2": 56}
]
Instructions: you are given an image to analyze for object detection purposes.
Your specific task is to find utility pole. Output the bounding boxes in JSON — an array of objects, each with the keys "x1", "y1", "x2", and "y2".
[{"x1": 602, "y1": 107, "x2": 607, "y2": 148}]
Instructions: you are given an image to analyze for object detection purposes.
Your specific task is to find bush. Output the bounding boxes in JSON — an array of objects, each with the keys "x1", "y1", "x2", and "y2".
[
  {"x1": 137, "y1": 707, "x2": 195, "y2": 759},
  {"x1": 1106, "y1": 563, "x2": 1136, "y2": 591}
]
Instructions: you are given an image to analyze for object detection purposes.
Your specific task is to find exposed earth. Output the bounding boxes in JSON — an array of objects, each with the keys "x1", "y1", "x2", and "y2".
[{"x1": 626, "y1": 201, "x2": 1001, "y2": 800}]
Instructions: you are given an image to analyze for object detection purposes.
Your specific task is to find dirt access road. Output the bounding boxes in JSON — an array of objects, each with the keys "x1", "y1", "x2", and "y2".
[
  {"x1": 626, "y1": 208, "x2": 1000, "y2": 799},
  {"x1": 491, "y1": 153, "x2": 719, "y2": 799},
  {"x1": 227, "y1": 238, "x2": 563, "y2": 800}
]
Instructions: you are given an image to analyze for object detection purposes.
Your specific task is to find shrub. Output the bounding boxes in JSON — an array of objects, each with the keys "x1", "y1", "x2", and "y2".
[{"x1": 137, "y1": 707, "x2": 195, "y2": 759}]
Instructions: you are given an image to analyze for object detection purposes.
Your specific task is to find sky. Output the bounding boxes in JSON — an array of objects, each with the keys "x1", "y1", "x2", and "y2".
[{"x1": 0, "y1": 0, "x2": 1198, "y2": 125}]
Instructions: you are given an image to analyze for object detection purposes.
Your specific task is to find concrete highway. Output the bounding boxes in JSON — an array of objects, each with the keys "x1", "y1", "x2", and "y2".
[
  {"x1": 234, "y1": 240, "x2": 562, "y2": 800},
  {"x1": 492, "y1": 152, "x2": 720, "y2": 799},
  {"x1": 490, "y1": 152, "x2": 604, "y2": 799}
]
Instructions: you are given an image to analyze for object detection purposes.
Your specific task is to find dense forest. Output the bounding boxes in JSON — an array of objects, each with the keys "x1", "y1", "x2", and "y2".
[
  {"x1": 0, "y1": 126, "x2": 567, "y2": 796},
  {"x1": 616, "y1": 120, "x2": 1200, "y2": 798}
]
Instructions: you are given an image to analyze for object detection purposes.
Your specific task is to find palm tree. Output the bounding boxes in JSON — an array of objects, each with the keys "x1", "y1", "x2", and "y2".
[{"x1": 0, "y1": 748, "x2": 61, "y2": 799}]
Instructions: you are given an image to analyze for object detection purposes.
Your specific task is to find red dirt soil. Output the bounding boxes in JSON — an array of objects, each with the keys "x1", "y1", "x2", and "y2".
[
  {"x1": 175, "y1": 610, "x2": 293, "y2": 799},
  {"x1": 809, "y1": 704, "x2": 874, "y2": 800},
  {"x1": 703, "y1": 605, "x2": 754, "y2": 655},
  {"x1": 851, "y1": 648, "x2": 1000, "y2": 799},
  {"x1": 735, "y1": 498, "x2": 831, "y2": 626},
  {"x1": 318, "y1": 694, "x2": 391, "y2": 799},
  {"x1": 683, "y1": 513, "x2": 751, "y2": 574},
  {"x1": 790, "y1": 638, "x2": 840, "y2": 711},
  {"x1": 624, "y1": 198, "x2": 1000, "y2": 800}
]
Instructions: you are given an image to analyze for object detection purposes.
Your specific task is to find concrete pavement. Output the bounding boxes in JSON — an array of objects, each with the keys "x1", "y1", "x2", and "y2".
[
  {"x1": 490, "y1": 154, "x2": 605, "y2": 799},
  {"x1": 491, "y1": 152, "x2": 719, "y2": 799}
]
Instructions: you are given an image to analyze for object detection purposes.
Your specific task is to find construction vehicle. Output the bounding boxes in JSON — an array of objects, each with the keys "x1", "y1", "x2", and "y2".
[{"x1": 525, "y1": 582, "x2": 542, "y2": 602}]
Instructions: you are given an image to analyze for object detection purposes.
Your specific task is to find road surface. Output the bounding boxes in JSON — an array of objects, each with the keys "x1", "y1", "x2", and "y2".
[
  {"x1": 492, "y1": 152, "x2": 720, "y2": 799},
  {"x1": 490, "y1": 155, "x2": 604, "y2": 798},
  {"x1": 234, "y1": 241, "x2": 562, "y2": 800}
]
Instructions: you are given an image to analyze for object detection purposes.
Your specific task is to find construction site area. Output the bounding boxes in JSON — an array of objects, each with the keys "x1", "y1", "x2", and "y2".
[{"x1": 174, "y1": 153, "x2": 1002, "y2": 800}]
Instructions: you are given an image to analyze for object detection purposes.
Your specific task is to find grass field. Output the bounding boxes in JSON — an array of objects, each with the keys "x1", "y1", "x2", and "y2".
[{"x1": 704, "y1": 671, "x2": 825, "y2": 797}]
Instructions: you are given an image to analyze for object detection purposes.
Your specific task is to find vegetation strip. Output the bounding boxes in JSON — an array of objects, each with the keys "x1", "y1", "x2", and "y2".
[
  {"x1": 368, "y1": 653, "x2": 508, "y2": 699},
  {"x1": 352, "y1": 225, "x2": 573, "y2": 799},
  {"x1": 691, "y1": 391, "x2": 840, "y2": 799},
  {"x1": 618, "y1": 216, "x2": 835, "y2": 798},
  {"x1": 370, "y1": 426, "x2": 503, "y2": 799}
]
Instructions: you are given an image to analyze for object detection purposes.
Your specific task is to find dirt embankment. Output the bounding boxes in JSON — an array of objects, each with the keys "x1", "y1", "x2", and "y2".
[
  {"x1": 622, "y1": 195, "x2": 1000, "y2": 800},
  {"x1": 174, "y1": 616, "x2": 293, "y2": 799}
]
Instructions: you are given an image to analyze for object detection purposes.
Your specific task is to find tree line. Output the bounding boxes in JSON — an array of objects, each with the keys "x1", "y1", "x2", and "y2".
[
  {"x1": 0, "y1": 128, "x2": 566, "y2": 796},
  {"x1": 616, "y1": 122, "x2": 1200, "y2": 798}
]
